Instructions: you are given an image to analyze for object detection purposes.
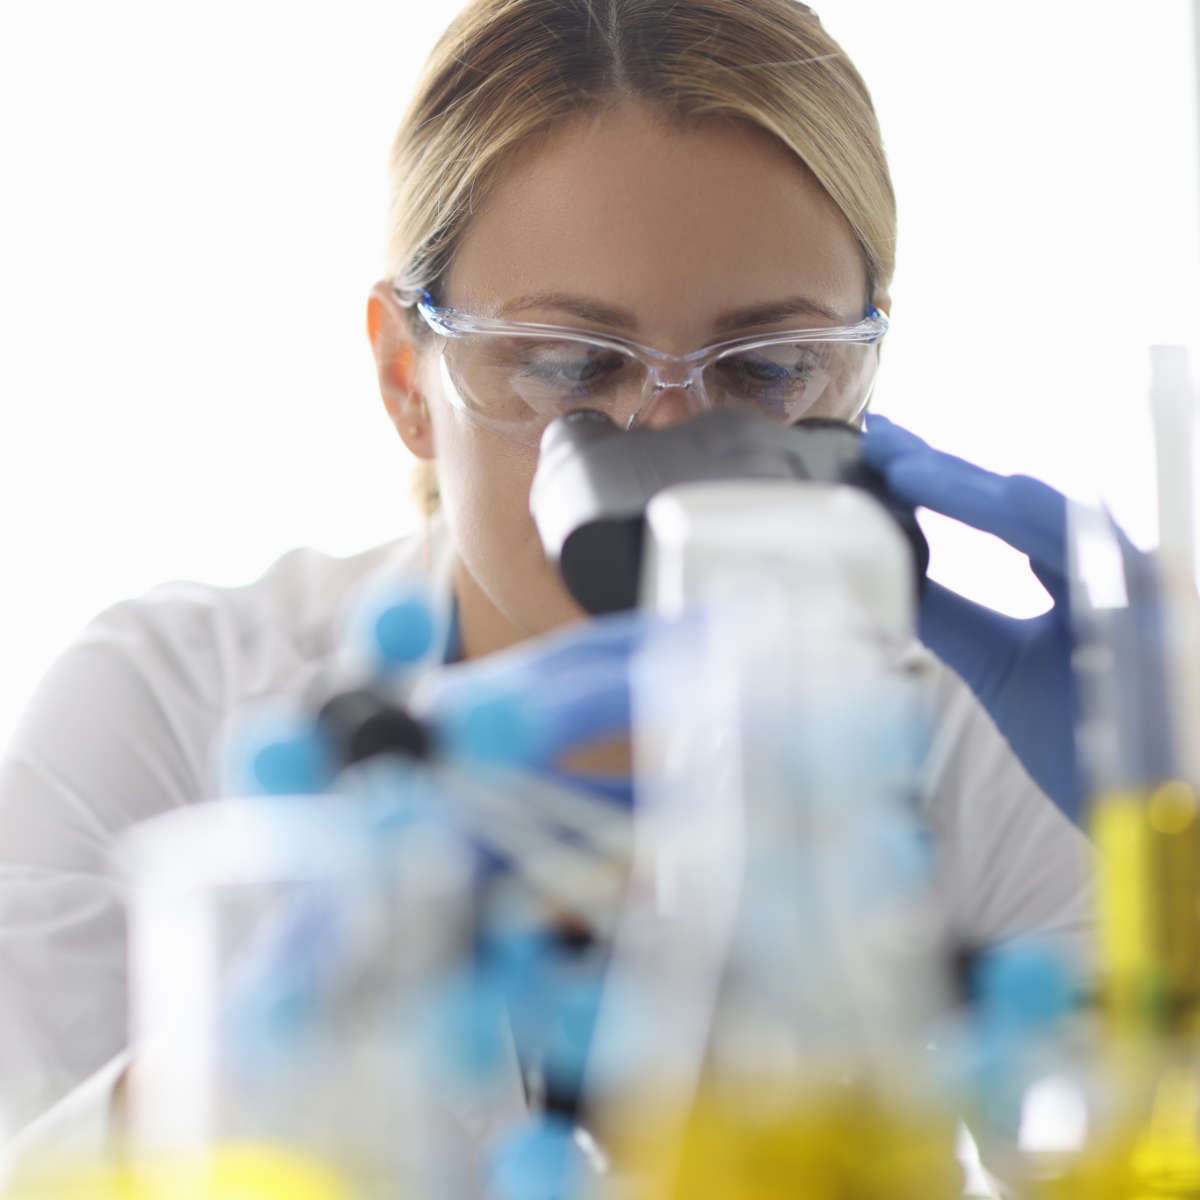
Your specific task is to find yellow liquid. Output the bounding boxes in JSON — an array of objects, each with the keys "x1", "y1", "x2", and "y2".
[
  {"x1": 608, "y1": 1084, "x2": 961, "y2": 1199},
  {"x1": 2, "y1": 1142, "x2": 354, "y2": 1200},
  {"x1": 1092, "y1": 786, "x2": 1200, "y2": 1035},
  {"x1": 1028, "y1": 1136, "x2": 1200, "y2": 1199},
  {"x1": 1040, "y1": 788, "x2": 1200, "y2": 1195},
  {"x1": 1027, "y1": 1063, "x2": 1200, "y2": 1199}
]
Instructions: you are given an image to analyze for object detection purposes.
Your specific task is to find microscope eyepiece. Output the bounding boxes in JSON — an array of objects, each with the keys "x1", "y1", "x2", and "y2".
[{"x1": 529, "y1": 409, "x2": 928, "y2": 615}]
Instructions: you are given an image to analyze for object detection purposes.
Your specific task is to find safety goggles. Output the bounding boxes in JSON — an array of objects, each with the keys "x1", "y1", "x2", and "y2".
[{"x1": 394, "y1": 285, "x2": 888, "y2": 447}]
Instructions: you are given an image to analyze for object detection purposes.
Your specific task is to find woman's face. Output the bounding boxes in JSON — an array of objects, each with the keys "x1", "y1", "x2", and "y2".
[{"x1": 393, "y1": 101, "x2": 871, "y2": 659}]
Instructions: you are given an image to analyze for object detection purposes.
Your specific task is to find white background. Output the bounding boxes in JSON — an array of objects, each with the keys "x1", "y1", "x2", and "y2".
[{"x1": 1, "y1": 1, "x2": 1198, "y2": 745}]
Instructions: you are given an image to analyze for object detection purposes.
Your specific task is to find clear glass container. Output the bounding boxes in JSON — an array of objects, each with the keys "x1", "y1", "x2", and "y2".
[{"x1": 118, "y1": 793, "x2": 476, "y2": 1197}]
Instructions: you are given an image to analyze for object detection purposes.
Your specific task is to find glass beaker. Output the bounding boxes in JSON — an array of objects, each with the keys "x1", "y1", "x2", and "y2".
[{"x1": 118, "y1": 793, "x2": 477, "y2": 1197}]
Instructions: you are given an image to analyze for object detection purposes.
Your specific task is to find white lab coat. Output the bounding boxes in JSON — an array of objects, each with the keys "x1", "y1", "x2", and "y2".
[{"x1": 0, "y1": 513, "x2": 1094, "y2": 1169}]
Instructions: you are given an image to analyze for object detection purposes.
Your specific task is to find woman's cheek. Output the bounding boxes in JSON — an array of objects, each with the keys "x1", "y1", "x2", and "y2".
[
  {"x1": 439, "y1": 414, "x2": 534, "y2": 546},
  {"x1": 433, "y1": 412, "x2": 543, "y2": 578}
]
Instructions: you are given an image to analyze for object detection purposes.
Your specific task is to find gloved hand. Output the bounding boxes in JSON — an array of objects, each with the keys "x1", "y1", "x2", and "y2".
[
  {"x1": 862, "y1": 413, "x2": 1085, "y2": 821},
  {"x1": 419, "y1": 611, "x2": 652, "y2": 771}
]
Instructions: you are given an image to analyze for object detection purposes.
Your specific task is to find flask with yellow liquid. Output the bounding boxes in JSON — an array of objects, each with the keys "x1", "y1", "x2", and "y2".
[{"x1": 3, "y1": 1141, "x2": 353, "y2": 1200}]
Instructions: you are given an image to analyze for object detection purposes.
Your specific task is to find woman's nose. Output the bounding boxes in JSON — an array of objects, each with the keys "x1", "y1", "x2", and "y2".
[{"x1": 632, "y1": 380, "x2": 704, "y2": 430}]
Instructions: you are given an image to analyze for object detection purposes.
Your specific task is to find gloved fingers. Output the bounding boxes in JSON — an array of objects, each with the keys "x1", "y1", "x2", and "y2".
[
  {"x1": 525, "y1": 659, "x2": 632, "y2": 757},
  {"x1": 502, "y1": 608, "x2": 651, "y2": 671},
  {"x1": 864, "y1": 414, "x2": 1067, "y2": 582},
  {"x1": 426, "y1": 655, "x2": 632, "y2": 767},
  {"x1": 422, "y1": 613, "x2": 661, "y2": 763},
  {"x1": 861, "y1": 412, "x2": 937, "y2": 465},
  {"x1": 435, "y1": 610, "x2": 649, "y2": 703}
]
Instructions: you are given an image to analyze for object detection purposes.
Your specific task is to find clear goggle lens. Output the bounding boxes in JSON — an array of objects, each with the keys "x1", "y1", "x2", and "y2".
[{"x1": 439, "y1": 333, "x2": 879, "y2": 443}]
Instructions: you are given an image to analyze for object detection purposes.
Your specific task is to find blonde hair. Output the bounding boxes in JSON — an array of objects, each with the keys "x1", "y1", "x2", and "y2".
[{"x1": 386, "y1": 0, "x2": 896, "y2": 514}]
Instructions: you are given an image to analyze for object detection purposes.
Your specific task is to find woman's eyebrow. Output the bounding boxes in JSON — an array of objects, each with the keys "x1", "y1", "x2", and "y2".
[
  {"x1": 711, "y1": 295, "x2": 848, "y2": 332},
  {"x1": 496, "y1": 291, "x2": 848, "y2": 331},
  {"x1": 497, "y1": 292, "x2": 633, "y2": 327}
]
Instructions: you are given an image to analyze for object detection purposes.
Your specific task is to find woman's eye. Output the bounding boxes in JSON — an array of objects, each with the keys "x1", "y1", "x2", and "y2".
[
  {"x1": 708, "y1": 347, "x2": 830, "y2": 418},
  {"x1": 518, "y1": 344, "x2": 626, "y2": 388},
  {"x1": 719, "y1": 350, "x2": 817, "y2": 385}
]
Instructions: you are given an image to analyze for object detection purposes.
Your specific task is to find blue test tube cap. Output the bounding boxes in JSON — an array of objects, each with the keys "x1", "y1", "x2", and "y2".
[
  {"x1": 489, "y1": 1115, "x2": 593, "y2": 1200},
  {"x1": 966, "y1": 944, "x2": 1075, "y2": 1141},
  {"x1": 974, "y1": 942, "x2": 1074, "y2": 1038},
  {"x1": 372, "y1": 592, "x2": 437, "y2": 669},
  {"x1": 439, "y1": 687, "x2": 549, "y2": 768},
  {"x1": 246, "y1": 722, "x2": 337, "y2": 797}
]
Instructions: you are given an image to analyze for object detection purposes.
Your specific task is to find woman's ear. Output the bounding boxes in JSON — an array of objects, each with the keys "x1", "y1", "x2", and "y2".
[{"x1": 367, "y1": 281, "x2": 435, "y2": 460}]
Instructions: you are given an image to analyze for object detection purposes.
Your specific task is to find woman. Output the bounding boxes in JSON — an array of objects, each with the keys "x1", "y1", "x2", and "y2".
[{"x1": 0, "y1": 0, "x2": 1091, "y2": 1154}]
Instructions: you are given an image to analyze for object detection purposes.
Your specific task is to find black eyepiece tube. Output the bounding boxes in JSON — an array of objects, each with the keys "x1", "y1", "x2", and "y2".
[{"x1": 529, "y1": 409, "x2": 928, "y2": 615}]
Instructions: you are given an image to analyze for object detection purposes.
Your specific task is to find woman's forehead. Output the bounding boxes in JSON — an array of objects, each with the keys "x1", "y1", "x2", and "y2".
[{"x1": 444, "y1": 101, "x2": 868, "y2": 335}]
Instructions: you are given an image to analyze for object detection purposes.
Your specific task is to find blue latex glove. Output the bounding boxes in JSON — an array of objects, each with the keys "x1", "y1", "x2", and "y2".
[
  {"x1": 422, "y1": 611, "x2": 655, "y2": 770},
  {"x1": 862, "y1": 413, "x2": 1085, "y2": 821}
]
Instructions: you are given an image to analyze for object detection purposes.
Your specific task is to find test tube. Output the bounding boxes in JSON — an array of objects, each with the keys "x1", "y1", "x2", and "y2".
[{"x1": 1042, "y1": 348, "x2": 1200, "y2": 1194}]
